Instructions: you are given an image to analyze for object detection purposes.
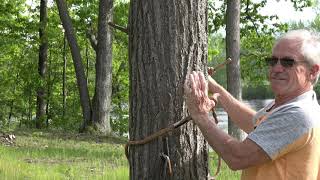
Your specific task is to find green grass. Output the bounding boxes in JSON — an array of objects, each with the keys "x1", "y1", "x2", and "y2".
[
  {"x1": 0, "y1": 129, "x2": 240, "y2": 179},
  {"x1": 209, "y1": 153, "x2": 241, "y2": 179}
]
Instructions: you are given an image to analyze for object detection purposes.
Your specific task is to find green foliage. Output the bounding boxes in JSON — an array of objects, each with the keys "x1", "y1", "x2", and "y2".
[
  {"x1": 0, "y1": 0, "x2": 316, "y2": 133},
  {"x1": 240, "y1": 31, "x2": 275, "y2": 86},
  {"x1": 0, "y1": 0, "x2": 39, "y2": 127},
  {"x1": 290, "y1": 0, "x2": 314, "y2": 10},
  {"x1": 208, "y1": 0, "x2": 293, "y2": 89},
  {"x1": 207, "y1": 0, "x2": 314, "y2": 96},
  {"x1": 208, "y1": 0, "x2": 293, "y2": 34},
  {"x1": 0, "y1": 0, "x2": 92, "y2": 130},
  {"x1": 0, "y1": 0, "x2": 131, "y2": 134},
  {"x1": 242, "y1": 85, "x2": 273, "y2": 99},
  {"x1": 208, "y1": 0, "x2": 226, "y2": 33},
  {"x1": 208, "y1": 33, "x2": 227, "y2": 86}
]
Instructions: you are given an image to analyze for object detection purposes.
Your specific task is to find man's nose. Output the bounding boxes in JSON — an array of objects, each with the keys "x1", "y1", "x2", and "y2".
[{"x1": 271, "y1": 60, "x2": 285, "y2": 72}]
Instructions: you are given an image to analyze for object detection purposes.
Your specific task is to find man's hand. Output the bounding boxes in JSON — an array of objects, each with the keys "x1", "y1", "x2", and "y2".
[{"x1": 184, "y1": 71, "x2": 216, "y2": 123}]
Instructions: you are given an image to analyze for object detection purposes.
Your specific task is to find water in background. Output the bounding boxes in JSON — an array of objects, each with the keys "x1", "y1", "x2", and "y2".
[{"x1": 216, "y1": 99, "x2": 274, "y2": 132}]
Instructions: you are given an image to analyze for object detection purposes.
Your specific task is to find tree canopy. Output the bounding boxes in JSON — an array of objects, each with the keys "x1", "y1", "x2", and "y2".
[{"x1": 0, "y1": 0, "x2": 317, "y2": 134}]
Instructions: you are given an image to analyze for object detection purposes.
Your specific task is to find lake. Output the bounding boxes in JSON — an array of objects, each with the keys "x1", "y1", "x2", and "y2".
[{"x1": 216, "y1": 99, "x2": 274, "y2": 132}]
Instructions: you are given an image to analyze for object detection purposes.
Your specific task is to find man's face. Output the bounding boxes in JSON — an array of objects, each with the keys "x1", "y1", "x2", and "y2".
[{"x1": 268, "y1": 39, "x2": 312, "y2": 97}]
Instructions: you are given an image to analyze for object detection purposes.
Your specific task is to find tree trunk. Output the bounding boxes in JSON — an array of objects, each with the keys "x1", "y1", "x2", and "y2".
[
  {"x1": 62, "y1": 33, "x2": 67, "y2": 117},
  {"x1": 8, "y1": 100, "x2": 14, "y2": 127},
  {"x1": 128, "y1": 1, "x2": 208, "y2": 179},
  {"x1": 36, "y1": 0, "x2": 48, "y2": 128},
  {"x1": 226, "y1": 0, "x2": 243, "y2": 140},
  {"x1": 8, "y1": 74, "x2": 18, "y2": 127},
  {"x1": 46, "y1": 55, "x2": 52, "y2": 127},
  {"x1": 91, "y1": 0, "x2": 113, "y2": 134},
  {"x1": 86, "y1": 42, "x2": 89, "y2": 84},
  {"x1": 55, "y1": 0, "x2": 92, "y2": 131},
  {"x1": 28, "y1": 88, "x2": 32, "y2": 122}
]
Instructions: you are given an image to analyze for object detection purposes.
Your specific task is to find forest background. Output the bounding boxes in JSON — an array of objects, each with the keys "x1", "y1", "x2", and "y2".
[
  {"x1": 1, "y1": 0, "x2": 320, "y2": 179},
  {"x1": 0, "y1": 0, "x2": 319, "y2": 137}
]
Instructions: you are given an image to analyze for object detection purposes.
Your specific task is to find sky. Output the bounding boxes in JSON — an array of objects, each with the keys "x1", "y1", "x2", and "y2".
[{"x1": 260, "y1": 1, "x2": 317, "y2": 23}]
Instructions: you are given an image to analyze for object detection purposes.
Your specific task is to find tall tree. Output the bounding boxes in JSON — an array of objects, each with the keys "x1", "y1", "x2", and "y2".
[
  {"x1": 36, "y1": 0, "x2": 48, "y2": 128},
  {"x1": 56, "y1": 0, "x2": 113, "y2": 133},
  {"x1": 91, "y1": 0, "x2": 113, "y2": 134},
  {"x1": 62, "y1": 33, "x2": 67, "y2": 118},
  {"x1": 226, "y1": 0, "x2": 243, "y2": 139},
  {"x1": 128, "y1": 0, "x2": 208, "y2": 179},
  {"x1": 55, "y1": 0, "x2": 92, "y2": 130}
]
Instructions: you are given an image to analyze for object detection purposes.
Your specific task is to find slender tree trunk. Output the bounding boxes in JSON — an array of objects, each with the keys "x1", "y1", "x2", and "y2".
[
  {"x1": 86, "y1": 42, "x2": 89, "y2": 84},
  {"x1": 46, "y1": 92, "x2": 50, "y2": 127},
  {"x1": 226, "y1": 0, "x2": 243, "y2": 140},
  {"x1": 36, "y1": 0, "x2": 48, "y2": 128},
  {"x1": 91, "y1": 0, "x2": 113, "y2": 134},
  {"x1": 55, "y1": 0, "x2": 92, "y2": 131},
  {"x1": 46, "y1": 55, "x2": 52, "y2": 127},
  {"x1": 8, "y1": 74, "x2": 18, "y2": 127},
  {"x1": 19, "y1": 114, "x2": 22, "y2": 128},
  {"x1": 28, "y1": 88, "x2": 33, "y2": 127},
  {"x1": 129, "y1": 1, "x2": 208, "y2": 179},
  {"x1": 8, "y1": 100, "x2": 14, "y2": 127},
  {"x1": 62, "y1": 33, "x2": 67, "y2": 117}
]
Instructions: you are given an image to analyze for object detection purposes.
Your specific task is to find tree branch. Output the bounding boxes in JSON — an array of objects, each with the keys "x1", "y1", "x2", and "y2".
[
  {"x1": 108, "y1": 22, "x2": 128, "y2": 34},
  {"x1": 86, "y1": 29, "x2": 97, "y2": 51},
  {"x1": 245, "y1": 0, "x2": 260, "y2": 36}
]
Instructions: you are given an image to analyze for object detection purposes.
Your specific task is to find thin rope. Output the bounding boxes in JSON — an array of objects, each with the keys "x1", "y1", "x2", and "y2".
[{"x1": 125, "y1": 110, "x2": 221, "y2": 178}]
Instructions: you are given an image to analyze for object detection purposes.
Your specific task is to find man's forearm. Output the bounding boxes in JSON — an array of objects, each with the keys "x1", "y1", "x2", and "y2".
[
  {"x1": 208, "y1": 80, "x2": 256, "y2": 133},
  {"x1": 194, "y1": 114, "x2": 271, "y2": 170},
  {"x1": 194, "y1": 115, "x2": 246, "y2": 170}
]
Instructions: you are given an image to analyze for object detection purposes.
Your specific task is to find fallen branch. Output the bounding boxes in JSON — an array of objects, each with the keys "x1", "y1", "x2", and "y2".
[{"x1": 0, "y1": 132, "x2": 16, "y2": 145}]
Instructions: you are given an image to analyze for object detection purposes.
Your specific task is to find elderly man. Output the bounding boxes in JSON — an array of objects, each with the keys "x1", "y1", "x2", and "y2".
[{"x1": 185, "y1": 29, "x2": 320, "y2": 179}]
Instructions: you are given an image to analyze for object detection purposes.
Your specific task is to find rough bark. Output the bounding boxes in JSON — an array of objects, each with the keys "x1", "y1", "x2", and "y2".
[
  {"x1": 91, "y1": 0, "x2": 113, "y2": 134},
  {"x1": 129, "y1": 1, "x2": 209, "y2": 179},
  {"x1": 36, "y1": 0, "x2": 48, "y2": 129},
  {"x1": 226, "y1": 0, "x2": 244, "y2": 140},
  {"x1": 55, "y1": 0, "x2": 92, "y2": 131}
]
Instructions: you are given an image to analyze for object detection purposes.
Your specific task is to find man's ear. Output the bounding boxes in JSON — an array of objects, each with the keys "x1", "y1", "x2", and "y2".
[{"x1": 310, "y1": 64, "x2": 320, "y2": 81}]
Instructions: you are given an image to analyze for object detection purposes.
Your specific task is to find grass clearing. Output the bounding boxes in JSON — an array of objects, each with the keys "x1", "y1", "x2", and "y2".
[{"x1": 0, "y1": 129, "x2": 240, "y2": 179}]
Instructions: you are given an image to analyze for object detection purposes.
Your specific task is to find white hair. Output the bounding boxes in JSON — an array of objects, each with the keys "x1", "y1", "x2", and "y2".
[{"x1": 276, "y1": 29, "x2": 320, "y2": 84}]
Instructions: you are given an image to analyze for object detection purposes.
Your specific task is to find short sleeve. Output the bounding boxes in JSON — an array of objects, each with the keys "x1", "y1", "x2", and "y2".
[{"x1": 247, "y1": 105, "x2": 312, "y2": 160}]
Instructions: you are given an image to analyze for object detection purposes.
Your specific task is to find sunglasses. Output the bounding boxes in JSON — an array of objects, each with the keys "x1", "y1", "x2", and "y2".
[{"x1": 265, "y1": 57, "x2": 306, "y2": 68}]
